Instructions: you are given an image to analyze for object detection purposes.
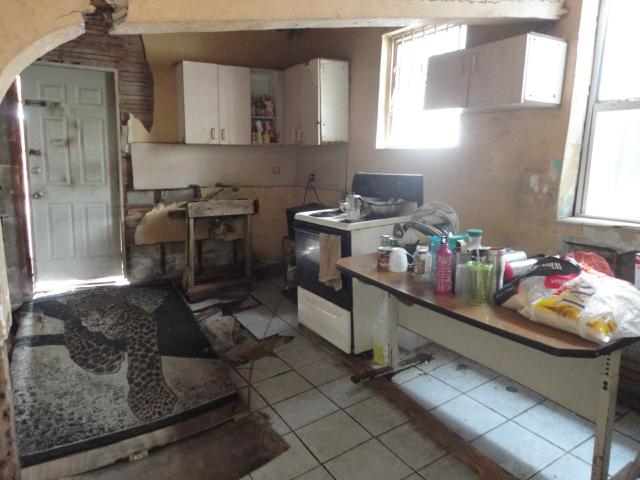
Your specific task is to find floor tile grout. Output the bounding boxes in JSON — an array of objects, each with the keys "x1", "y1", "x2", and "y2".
[{"x1": 245, "y1": 278, "x2": 640, "y2": 479}]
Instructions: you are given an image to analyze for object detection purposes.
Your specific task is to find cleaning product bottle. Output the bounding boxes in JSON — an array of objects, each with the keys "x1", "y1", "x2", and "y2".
[
  {"x1": 372, "y1": 299, "x2": 389, "y2": 365},
  {"x1": 435, "y1": 236, "x2": 453, "y2": 295}
]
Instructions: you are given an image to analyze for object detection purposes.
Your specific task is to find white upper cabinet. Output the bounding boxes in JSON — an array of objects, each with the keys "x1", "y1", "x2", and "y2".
[
  {"x1": 283, "y1": 64, "x2": 303, "y2": 145},
  {"x1": 425, "y1": 33, "x2": 567, "y2": 111},
  {"x1": 176, "y1": 61, "x2": 219, "y2": 144},
  {"x1": 176, "y1": 61, "x2": 250, "y2": 145},
  {"x1": 424, "y1": 49, "x2": 471, "y2": 110},
  {"x1": 218, "y1": 65, "x2": 251, "y2": 145},
  {"x1": 284, "y1": 58, "x2": 349, "y2": 145}
]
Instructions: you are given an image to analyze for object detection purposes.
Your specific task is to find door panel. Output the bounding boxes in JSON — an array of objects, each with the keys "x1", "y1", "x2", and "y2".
[
  {"x1": 425, "y1": 50, "x2": 471, "y2": 109},
  {"x1": 218, "y1": 65, "x2": 251, "y2": 145},
  {"x1": 47, "y1": 203, "x2": 75, "y2": 259},
  {"x1": 178, "y1": 61, "x2": 220, "y2": 144},
  {"x1": 78, "y1": 118, "x2": 106, "y2": 185},
  {"x1": 283, "y1": 64, "x2": 302, "y2": 145},
  {"x1": 22, "y1": 64, "x2": 122, "y2": 282},
  {"x1": 300, "y1": 60, "x2": 320, "y2": 145},
  {"x1": 319, "y1": 59, "x2": 349, "y2": 143},
  {"x1": 467, "y1": 35, "x2": 527, "y2": 108},
  {"x1": 41, "y1": 117, "x2": 71, "y2": 185}
]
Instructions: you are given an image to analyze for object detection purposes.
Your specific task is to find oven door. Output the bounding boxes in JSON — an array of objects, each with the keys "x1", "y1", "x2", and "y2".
[{"x1": 294, "y1": 223, "x2": 352, "y2": 310}]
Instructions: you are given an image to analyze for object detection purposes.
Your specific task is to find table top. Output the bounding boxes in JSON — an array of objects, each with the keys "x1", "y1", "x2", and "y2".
[{"x1": 337, "y1": 253, "x2": 636, "y2": 358}]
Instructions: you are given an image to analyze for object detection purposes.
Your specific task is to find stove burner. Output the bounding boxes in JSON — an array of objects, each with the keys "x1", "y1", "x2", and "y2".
[{"x1": 309, "y1": 209, "x2": 342, "y2": 218}]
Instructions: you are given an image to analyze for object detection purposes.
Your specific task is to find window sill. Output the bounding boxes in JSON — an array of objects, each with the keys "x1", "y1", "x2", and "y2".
[{"x1": 557, "y1": 216, "x2": 640, "y2": 231}]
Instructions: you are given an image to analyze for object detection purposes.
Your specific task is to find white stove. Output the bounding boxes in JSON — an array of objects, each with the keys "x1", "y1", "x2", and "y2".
[
  {"x1": 294, "y1": 208, "x2": 414, "y2": 231},
  {"x1": 293, "y1": 173, "x2": 424, "y2": 354}
]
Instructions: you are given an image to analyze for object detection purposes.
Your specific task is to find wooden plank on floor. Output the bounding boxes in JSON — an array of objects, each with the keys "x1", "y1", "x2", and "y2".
[{"x1": 331, "y1": 344, "x2": 516, "y2": 480}]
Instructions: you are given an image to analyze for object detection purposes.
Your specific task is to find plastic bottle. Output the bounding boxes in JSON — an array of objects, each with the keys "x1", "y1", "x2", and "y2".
[
  {"x1": 435, "y1": 237, "x2": 453, "y2": 295},
  {"x1": 372, "y1": 305, "x2": 389, "y2": 365},
  {"x1": 455, "y1": 262, "x2": 469, "y2": 299}
]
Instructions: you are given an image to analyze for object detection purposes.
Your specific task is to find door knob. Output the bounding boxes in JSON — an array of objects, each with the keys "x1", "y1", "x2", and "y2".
[{"x1": 31, "y1": 191, "x2": 45, "y2": 199}]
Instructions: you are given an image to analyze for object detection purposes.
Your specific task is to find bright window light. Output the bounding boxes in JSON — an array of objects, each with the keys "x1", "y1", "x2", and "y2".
[
  {"x1": 581, "y1": 0, "x2": 640, "y2": 223},
  {"x1": 383, "y1": 25, "x2": 466, "y2": 149}
]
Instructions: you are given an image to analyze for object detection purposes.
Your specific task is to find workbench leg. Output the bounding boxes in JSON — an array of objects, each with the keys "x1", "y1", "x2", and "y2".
[
  {"x1": 244, "y1": 214, "x2": 252, "y2": 282},
  {"x1": 387, "y1": 294, "x2": 400, "y2": 370},
  {"x1": 187, "y1": 218, "x2": 196, "y2": 290},
  {"x1": 592, "y1": 351, "x2": 621, "y2": 480}
]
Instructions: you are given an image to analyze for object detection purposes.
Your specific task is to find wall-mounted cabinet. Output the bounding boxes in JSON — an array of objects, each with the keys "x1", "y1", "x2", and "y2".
[
  {"x1": 250, "y1": 68, "x2": 283, "y2": 144},
  {"x1": 284, "y1": 58, "x2": 349, "y2": 145},
  {"x1": 425, "y1": 33, "x2": 567, "y2": 111},
  {"x1": 176, "y1": 61, "x2": 251, "y2": 145}
]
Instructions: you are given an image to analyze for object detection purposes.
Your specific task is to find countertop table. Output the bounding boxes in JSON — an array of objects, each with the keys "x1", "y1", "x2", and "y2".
[{"x1": 336, "y1": 253, "x2": 638, "y2": 480}]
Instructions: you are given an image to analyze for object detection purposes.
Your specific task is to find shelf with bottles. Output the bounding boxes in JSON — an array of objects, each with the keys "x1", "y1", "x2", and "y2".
[{"x1": 250, "y1": 68, "x2": 283, "y2": 145}]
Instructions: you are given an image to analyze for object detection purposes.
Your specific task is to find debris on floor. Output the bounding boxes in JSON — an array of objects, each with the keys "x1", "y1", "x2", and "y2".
[{"x1": 70, "y1": 411, "x2": 289, "y2": 480}]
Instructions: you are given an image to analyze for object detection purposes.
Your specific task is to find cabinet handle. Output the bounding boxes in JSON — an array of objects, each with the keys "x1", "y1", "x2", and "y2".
[
  {"x1": 221, "y1": 128, "x2": 226, "y2": 141},
  {"x1": 210, "y1": 128, "x2": 216, "y2": 140},
  {"x1": 297, "y1": 129, "x2": 303, "y2": 143}
]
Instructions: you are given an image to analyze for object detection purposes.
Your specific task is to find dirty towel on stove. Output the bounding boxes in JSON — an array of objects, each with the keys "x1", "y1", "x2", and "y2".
[{"x1": 319, "y1": 233, "x2": 342, "y2": 291}]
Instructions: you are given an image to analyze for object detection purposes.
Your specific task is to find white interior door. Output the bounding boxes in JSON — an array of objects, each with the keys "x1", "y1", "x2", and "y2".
[
  {"x1": 21, "y1": 64, "x2": 123, "y2": 283},
  {"x1": 218, "y1": 65, "x2": 251, "y2": 145}
]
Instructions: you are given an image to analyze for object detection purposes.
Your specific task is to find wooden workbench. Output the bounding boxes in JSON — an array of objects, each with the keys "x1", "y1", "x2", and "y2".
[
  {"x1": 183, "y1": 199, "x2": 256, "y2": 301},
  {"x1": 337, "y1": 253, "x2": 638, "y2": 480}
]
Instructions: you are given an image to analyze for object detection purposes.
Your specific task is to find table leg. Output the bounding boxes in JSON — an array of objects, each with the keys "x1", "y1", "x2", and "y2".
[
  {"x1": 592, "y1": 351, "x2": 621, "y2": 480},
  {"x1": 387, "y1": 294, "x2": 400, "y2": 370},
  {"x1": 244, "y1": 214, "x2": 252, "y2": 281}
]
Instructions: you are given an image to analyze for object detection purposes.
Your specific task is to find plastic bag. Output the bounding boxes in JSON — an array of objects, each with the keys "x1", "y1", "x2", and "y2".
[{"x1": 495, "y1": 256, "x2": 640, "y2": 344}]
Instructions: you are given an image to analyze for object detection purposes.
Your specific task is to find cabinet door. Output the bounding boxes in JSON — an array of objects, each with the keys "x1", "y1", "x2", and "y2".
[
  {"x1": 424, "y1": 50, "x2": 471, "y2": 109},
  {"x1": 218, "y1": 65, "x2": 251, "y2": 145},
  {"x1": 467, "y1": 35, "x2": 527, "y2": 109},
  {"x1": 283, "y1": 65, "x2": 302, "y2": 145},
  {"x1": 300, "y1": 60, "x2": 320, "y2": 145},
  {"x1": 177, "y1": 61, "x2": 219, "y2": 144},
  {"x1": 319, "y1": 59, "x2": 349, "y2": 143}
]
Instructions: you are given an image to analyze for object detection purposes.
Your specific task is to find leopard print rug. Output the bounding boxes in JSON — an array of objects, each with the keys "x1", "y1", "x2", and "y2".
[{"x1": 11, "y1": 283, "x2": 238, "y2": 467}]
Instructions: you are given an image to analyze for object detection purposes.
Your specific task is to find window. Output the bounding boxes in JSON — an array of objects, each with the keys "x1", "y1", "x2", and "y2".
[
  {"x1": 379, "y1": 24, "x2": 466, "y2": 149},
  {"x1": 578, "y1": 0, "x2": 640, "y2": 223}
]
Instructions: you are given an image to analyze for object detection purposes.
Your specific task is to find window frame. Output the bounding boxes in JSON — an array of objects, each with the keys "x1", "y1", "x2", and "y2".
[
  {"x1": 575, "y1": 0, "x2": 640, "y2": 224},
  {"x1": 377, "y1": 24, "x2": 466, "y2": 150}
]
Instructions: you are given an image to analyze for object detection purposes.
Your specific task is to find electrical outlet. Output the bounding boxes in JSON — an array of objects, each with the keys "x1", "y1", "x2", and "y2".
[{"x1": 272, "y1": 166, "x2": 281, "y2": 175}]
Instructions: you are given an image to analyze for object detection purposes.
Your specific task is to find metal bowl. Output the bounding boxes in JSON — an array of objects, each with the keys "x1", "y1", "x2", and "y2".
[{"x1": 363, "y1": 197, "x2": 408, "y2": 217}]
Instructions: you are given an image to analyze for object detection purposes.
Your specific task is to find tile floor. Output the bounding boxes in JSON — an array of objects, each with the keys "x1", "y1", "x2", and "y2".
[{"x1": 231, "y1": 278, "x2": 640, "y2": 480}]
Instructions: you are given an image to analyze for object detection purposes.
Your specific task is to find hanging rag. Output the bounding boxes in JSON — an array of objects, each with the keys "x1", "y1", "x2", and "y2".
[{"x1": 319, "y1": 233, "x2": 343, "y2": 291}]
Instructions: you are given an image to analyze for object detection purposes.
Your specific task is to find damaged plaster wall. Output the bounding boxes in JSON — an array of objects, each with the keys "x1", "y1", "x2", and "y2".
[
  {"x1": 280, "y1": 5, "x2": 580, "y2": 256},
  {"x1": 35, "y1": 12, "x2": 157, "y2": 283},
  {"x1": 124, "y1": 30, "x2": 349, "y2": 278},
  {"x1": 0, "y1": 84, "x2": 31, "y2": 309}
]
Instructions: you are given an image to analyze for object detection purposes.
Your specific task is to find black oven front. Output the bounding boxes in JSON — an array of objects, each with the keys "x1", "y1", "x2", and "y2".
[{"x1": 293, "y1": 222, "x2": 352, "y2": 311}]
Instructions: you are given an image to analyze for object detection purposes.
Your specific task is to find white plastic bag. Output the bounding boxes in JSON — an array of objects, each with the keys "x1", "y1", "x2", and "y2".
[{"x1": 496, "y1": 257, "x2": 640, "y2": 344}]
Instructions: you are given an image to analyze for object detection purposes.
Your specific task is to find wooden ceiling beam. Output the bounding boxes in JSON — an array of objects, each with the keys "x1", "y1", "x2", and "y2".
[{"x1": 111, "y1": 0, "x2": 566, "y2": 35}]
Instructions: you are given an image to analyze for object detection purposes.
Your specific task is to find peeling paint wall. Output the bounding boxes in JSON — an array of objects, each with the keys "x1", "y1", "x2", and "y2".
[
  {"x1": 0, "y1": 84, "x2": 31, "y2": 309},
  {"x1": 276, "y1": 8, "x2": 579, "y2": 256}
]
